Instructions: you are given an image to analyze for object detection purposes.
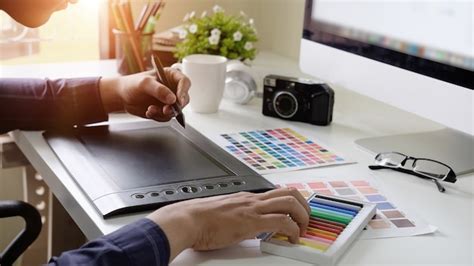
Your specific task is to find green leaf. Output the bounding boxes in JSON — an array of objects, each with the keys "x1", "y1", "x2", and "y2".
[{"x1": 175, "y1": 8, "x2": 258, "y2": 61}]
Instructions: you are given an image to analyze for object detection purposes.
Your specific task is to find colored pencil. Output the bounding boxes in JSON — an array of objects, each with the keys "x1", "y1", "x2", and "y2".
[
  {"x1": 309, "y1": 219, "x2": 345, "y2": 231},
  {"x1": 297, "y1": 195, "x2": 361, "y2": 250},
  {"x1": 310, "y1": 197, "x2": 361, "y2": 212},
  {"x1": 305, "y1": 230, "x2": 337, "y2": 241},
  {"x1": 303, "y1": 233, "x2": 334, "y2": 245},
  {"x1": 310, "y1": 209, "x2": 353, "y2": 225},
  {"x1": 118, "y1": 0, "x2": 145, "y2": 72},
  {"x1": 310, "y1": 223, "x2": 343, "y2": 234},
  {"x1": 311, "y1": 207, "x2": 355, "y2": 220},
  {"x1": 142, "y1": 1, "x2": 165, "y2": 34},
  {"x1": 299, "y1": 238, "x2": 330, "y2": 251},
  {"x1": 135, "y1": 2, "x2": 151, "y2": 31},
  {"x1": 309, "y1": 202, "x2": 358, "y2": 216},
  {"x1": 111, "y1": 1, "x2": 137, "y2": 73}
]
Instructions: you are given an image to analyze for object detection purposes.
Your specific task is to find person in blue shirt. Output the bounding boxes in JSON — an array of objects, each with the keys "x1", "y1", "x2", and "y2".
[{"x1": 0, "y1": 1, "x2": 311, "y2": 265}]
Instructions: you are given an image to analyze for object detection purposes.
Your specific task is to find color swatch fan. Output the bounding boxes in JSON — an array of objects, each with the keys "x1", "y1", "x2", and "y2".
[
  {"x1": 218, "y1": 128, "x2": 350, "y2": 174},
  {"x1": 261, "y1": 193, "x2": 376, "y2": 266}
]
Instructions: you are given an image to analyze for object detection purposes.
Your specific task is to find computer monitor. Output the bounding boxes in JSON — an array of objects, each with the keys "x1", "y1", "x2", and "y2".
[{"x1": 301, "y1": 0, "x2": 473, "y2": 174}]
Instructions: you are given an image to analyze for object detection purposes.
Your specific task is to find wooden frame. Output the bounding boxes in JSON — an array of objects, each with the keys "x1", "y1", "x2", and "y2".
[{"x1": 99, "y1": 1, "x2": 116, "y2": 59}]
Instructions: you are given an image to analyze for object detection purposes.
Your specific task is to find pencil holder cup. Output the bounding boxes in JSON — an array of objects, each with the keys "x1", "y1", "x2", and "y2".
[{"x1": 113, "y1": 29, "x2": 154, "y2": 75}]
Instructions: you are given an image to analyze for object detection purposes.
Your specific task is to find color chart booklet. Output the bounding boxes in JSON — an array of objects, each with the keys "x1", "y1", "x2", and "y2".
[
  {"x1": 266, "y1": 172, "x2": 437, "y2": 239},
  {"x1": 216, "y1": 128, "x2": 353, "y2": 175}
]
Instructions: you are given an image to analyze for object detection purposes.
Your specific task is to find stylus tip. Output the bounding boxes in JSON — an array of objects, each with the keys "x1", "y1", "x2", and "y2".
[{"x1": 176, "y1": 114, "x2": 185, "y2": 128}]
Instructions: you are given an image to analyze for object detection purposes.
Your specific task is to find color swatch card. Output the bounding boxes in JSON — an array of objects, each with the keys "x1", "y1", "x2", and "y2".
[
  {"x1": 277, "y1": 178, "x2": 437, "y2": 239},
  {"x1": 218, "y1": 128, "x2": 350, "y2": 174}
]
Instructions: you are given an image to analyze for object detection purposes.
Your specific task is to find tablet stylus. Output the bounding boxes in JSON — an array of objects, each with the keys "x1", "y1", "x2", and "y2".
[{"x1": 151, "y1": 55, "x2": 186, "y2": 128}]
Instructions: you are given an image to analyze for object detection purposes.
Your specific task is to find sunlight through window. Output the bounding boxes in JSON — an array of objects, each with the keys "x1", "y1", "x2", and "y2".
[{"x1": 0, "y1": 0, "x2": 101, "y2": 65}]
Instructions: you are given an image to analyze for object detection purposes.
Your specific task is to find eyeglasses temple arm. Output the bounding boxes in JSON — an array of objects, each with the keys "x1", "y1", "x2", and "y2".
[
  {"x1": 368, "y1": 165, "x2": 385, "y2": 170},
  {"x1": 432, "y1": 179, "x2": 446, "y2": 193}
]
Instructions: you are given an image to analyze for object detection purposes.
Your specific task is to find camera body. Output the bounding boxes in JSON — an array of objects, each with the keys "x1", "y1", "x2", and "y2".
[{"x1": 262, "y1": 75, "x2": 334, "y2": 126}]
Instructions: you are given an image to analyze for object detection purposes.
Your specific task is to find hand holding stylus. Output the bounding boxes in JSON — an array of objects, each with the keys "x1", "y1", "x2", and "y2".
[
  {"x1": 99, "y1": 69, "x2": 190, "y2": 122},
  {"x1": 152, "y1": 54, "x2": 186, "y2": 128}
]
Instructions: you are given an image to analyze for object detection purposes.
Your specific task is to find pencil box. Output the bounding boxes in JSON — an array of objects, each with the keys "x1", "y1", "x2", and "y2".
[{"x1": 260, "y1": 193, "x2": 376, "y2": 265}]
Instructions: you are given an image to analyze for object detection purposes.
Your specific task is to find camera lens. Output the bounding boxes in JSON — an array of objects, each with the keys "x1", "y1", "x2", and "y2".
[{"x1": 273, "y1": 91, "x2": 298, "y2": 119}]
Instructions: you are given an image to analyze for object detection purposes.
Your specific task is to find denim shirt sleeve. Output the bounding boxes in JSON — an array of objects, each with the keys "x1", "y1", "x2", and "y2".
[
  {"x1": 48, "y1": 218, "x2": 171, "y2": 266},
  {"x1": 0, "y1": 77, "x2": 108, "y2": 134}
]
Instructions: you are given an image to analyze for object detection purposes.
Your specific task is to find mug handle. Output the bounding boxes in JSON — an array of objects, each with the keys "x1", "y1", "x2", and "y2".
[
  {"x1": 226, "y1": 60, "x2": 245, "y2": 73},
  {"x1": 171, "y1": 63, "x2": 183, "y2": 72},
  {"x1": 224, "y1": 61, "x2": 258, "y2": 105}
]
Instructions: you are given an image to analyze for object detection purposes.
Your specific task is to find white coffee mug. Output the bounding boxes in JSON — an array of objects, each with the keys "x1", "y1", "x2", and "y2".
[{"x1": 172, "y1": 54, "x2": 227, "y2": 113}]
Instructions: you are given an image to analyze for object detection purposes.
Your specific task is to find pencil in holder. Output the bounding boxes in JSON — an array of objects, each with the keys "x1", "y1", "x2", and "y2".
[{"x1": 113, "y1": 29, "x2": 154, "y2": 75}]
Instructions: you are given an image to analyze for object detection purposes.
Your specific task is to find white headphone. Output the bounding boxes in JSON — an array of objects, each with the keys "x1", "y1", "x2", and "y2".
[{"x1": 224, "y1": 61, "x2": 258, "y2": 105}]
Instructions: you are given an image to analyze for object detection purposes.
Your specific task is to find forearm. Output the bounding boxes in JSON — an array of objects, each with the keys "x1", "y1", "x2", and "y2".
[
  {"x1": 0, "y1": 77, "x2": 108, "y2": 134},
  {"x1": 99, "y1": 77, "x2": 123, "y2": 113},
  {"x1": 147, "y1": 208, "x2": 196, "y2": 261},
  {"x1": 49, "y1": 218, "x2": 171, "y2": 265}
]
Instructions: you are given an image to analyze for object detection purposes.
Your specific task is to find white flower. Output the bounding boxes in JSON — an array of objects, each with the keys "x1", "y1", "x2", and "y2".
[
  {"x1": 211, "y1": 28, "x2": 221, "y2": 37},
  {"x1": 233, "y1": 31, "x2": 243, "y2": 42},
  {"x1": 179, "y1": 29, "x2": 188, "y2": 39},
  {"x1": 213, "y1": 5, "x2": 224, "y2": 13},
  {"x1": 189, "y1": 24, "x2": 198, "y2": 34},
  {"x1": 183, "y1": 13, "x2": 190, "y2": 22},
  {"x1": 189, "y1": 11, "x2": 196, "y2": 19},
  {"x1": 208, "y1": 35, "x2": 220, "y2": 45},
  {"x1": 249, "y1": 18, "x2": 254, "y2": 25},
  {"x1": 244, "y1": 42, "x2": 253, "y2": 51},
  {"x1": 201, "y1": 11, "x2": 207, "y2": 18},
  {"x1": 240, "y1": 11, "x2": 247, "y2": 17}
]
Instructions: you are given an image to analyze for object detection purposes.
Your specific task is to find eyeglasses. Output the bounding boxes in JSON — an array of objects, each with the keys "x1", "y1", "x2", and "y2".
[{"x1": 369, "y1": 152, "x2": 457, "y2": 193}]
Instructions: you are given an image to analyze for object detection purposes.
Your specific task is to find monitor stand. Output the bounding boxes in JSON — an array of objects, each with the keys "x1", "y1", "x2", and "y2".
[{"x1": 355, "y1": 128, "x2": 474, "y2": 176}]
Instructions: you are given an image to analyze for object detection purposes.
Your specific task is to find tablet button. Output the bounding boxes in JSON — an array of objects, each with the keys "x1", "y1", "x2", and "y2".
[
  {"x1": 181, "y1": 186, "x2": 199, "y2": 193},
  {"x1": 218, "y1": 183, "x2": 228, "y2": 188},
  {"x1": 132, "y1": 194, "x2": 145, "y2": 199},
  {"x1": 149, "y1": 192, "x2": 160, "y2": 197},
  {"x1": 204, "y1": 185, "x2": 215, "y2": 190},
  {"x1": 232, "y1": 181, "x2": 244, "y2": 186},
  {"x1": 164, "y1": 190, "x2": 175, "y2": 195}
]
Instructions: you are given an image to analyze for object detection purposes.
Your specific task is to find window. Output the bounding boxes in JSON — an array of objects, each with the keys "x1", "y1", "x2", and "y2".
[{"x1": 0, "y1": 0, "x2": 100, "y2": 65}]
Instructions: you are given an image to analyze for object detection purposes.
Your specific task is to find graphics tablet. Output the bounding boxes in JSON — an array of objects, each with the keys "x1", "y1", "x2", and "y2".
[{"x1": 44, "y1": 121, "x2": 275, "y2": 218}]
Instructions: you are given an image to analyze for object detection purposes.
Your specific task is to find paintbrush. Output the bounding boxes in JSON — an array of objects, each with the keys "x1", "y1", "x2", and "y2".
[{"x1": 151, "y1": 54, "x2": 186, "y2": 128}]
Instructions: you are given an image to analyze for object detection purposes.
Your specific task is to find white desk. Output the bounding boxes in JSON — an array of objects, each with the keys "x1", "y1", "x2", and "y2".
[{"x1": 3, "y1": 52, "x2": 473, "y2": 265}]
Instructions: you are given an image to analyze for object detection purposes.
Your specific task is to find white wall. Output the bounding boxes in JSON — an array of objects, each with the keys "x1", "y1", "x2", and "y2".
[
  {"x1": 254, "y1": 0, "x2": 306, "y2": 60},
  {"x1": 132, "y1": 0, "x2": 305, "y2": 60}
]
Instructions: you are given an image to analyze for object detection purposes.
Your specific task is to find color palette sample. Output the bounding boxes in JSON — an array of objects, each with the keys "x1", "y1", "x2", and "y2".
[
  {"x1": 261, "y1": 193, "x2": 376, "y2": 266},
  {"x1": 278, "y1": 178, "x2": 436, "y2": 239},
  {"x1": 218, "y1": 128, "x2": 349, "y2": 174}
]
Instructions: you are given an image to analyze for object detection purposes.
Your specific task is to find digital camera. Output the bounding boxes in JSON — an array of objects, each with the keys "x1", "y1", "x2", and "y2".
[{"x1": 262, "y1": 75, "x2": 334, "y2": 126}]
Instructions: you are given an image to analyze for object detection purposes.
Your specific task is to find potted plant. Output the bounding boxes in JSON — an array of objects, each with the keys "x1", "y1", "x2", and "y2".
[{"x1": 175, "y1": 5, "x2": 258, "y2": 62}]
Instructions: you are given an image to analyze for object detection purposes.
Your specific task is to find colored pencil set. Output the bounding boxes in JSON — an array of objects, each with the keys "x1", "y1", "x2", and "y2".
[
  {"x1": 111, "y1": 0, "x2": 166, "y2": 74},
  {"x1": 261, "y1": 193, "x2": 376, "y2": 265}
]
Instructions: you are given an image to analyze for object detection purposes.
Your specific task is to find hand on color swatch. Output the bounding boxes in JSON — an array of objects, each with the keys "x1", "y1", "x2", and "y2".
[
  {"x1": 146, "y1": 188, "x2": 311, "y2": 262},
  {"x1": 99, "y1": 69, "x2": 191, "y2": 122}
]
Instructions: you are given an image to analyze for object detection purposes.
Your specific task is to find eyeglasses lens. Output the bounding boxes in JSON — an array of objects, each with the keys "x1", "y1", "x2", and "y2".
[
  {"x1": 376, "y1": 153, "x2": 406, "y2": 168},
  {"x1": 413, "y1": 159, "x2": 450, "y2": 179}
]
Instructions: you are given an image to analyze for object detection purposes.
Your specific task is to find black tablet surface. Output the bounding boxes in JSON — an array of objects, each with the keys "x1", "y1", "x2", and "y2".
[{"x1": 44, "y1": 121, "x2": 275, "y2": 218}]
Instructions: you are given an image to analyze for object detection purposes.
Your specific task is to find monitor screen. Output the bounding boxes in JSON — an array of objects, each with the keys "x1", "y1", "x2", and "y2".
[{"x1": 303, "y1": 0, "x2": 473, "y2": 89}]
